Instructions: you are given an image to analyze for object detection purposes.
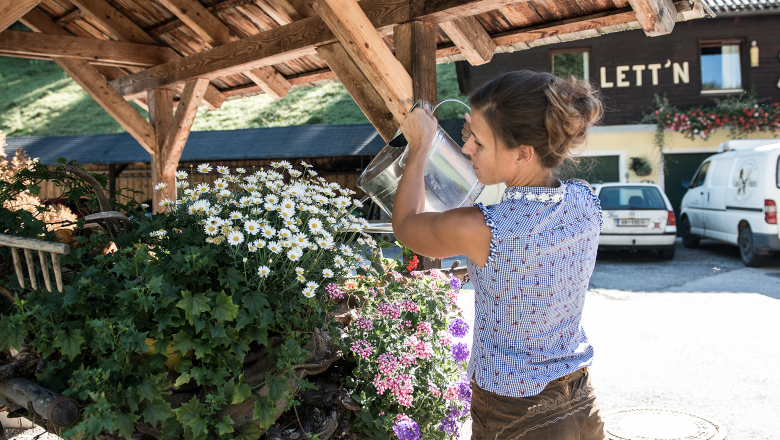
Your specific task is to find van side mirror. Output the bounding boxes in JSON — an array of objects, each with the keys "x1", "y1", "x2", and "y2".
[{"x1": 681, "y1": 178, "x2": 691, "y2": 189}]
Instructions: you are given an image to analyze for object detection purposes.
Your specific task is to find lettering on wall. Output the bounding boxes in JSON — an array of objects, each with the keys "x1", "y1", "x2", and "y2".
[{"x1": 600, "y1": 59, "x2": 689, "y2": 88}]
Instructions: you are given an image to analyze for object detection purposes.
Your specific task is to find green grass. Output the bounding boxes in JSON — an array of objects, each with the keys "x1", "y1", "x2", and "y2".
[{"x1": 0, "y1": 53, "x2": 468, "y2": 138}]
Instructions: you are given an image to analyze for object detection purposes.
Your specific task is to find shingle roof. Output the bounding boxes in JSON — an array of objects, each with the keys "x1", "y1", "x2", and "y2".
[
  {"x1": 705, "y1": 0, "x2": 780, "y2": 13},
  {"x1": 4, "y1": 120, "x2": 466, "y2": 166}
]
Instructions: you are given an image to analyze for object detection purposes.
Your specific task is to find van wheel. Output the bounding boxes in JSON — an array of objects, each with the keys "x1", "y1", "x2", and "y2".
[
  {"x1": 658, "y1": 246, "x2": 675, "y2": 260},
  {"x1": 739, "y1": 226, "x2": 763, "y2": 267},
  {"x1": 681, "y1": 217, "x2": 699, "y2": 248}
]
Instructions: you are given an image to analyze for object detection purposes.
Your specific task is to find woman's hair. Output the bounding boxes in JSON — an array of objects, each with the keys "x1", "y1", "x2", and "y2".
[{"x1": 468, "y1": 70, "x2": 602, "y2": 169}]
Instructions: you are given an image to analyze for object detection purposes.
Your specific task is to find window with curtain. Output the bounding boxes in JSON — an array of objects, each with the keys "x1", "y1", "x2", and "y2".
[
  {"x1": 551, "y1": 49, "x2": 590, "y2": 81},
  {"x1": 701, "y1": 41, "x2": 743, "y2": 91}
]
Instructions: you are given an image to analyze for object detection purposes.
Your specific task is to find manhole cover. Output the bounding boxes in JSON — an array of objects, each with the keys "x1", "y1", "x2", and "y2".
[{"x1": 603, "y1": 408, "x2": 727, "y2": 440}]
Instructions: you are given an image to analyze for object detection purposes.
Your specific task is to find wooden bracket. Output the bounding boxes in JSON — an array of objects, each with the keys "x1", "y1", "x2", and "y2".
[
  {"x1": 0, "y1": 0, "x2": 42, "y2": 33},
  {"x1": 438, "y1": 15, "x2": 495, "y2": 66},
  {"x1": 628, "y1": 0, "x2": 676, "y2": 36}
]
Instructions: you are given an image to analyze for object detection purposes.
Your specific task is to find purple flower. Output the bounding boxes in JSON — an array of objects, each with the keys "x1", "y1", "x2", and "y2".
[
  {"x1": 450, "y1": 342, "x2": 469, "y2": 363},
  {"x1": 457, "y1": 379, "x2": 471, "y2": 403},
  {"x1": 448, "y1": 274, "x2": 462, "y2": 292},
  {"x1": 393, "y1": 419, "x2": 421, "y2": 440},
  {"x1": 448, "y1": 318, "x2": 469, "y2": 339},
  {"x1": 438, "y1": 414, "x2": 458, "y2": 436}
]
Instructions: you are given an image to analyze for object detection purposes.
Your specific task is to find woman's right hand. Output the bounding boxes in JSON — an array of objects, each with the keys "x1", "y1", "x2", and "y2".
[{"x1": 462, "y1": 112, "x2": 472, "y2": 143}]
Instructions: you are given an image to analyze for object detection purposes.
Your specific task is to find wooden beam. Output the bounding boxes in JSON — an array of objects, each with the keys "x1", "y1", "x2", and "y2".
[
  {"x1": 627, "y1": 0, "x2": 676, "y2": 36},
  {"x1": 421, "y1": 0, "x2": 533, "y2": 23},
  {"x1": 68, "y1": 0, "x2": 159, "y2": 45},
  {"x1": 148, "y1": 88, "x2": 175, "y2": 212},
  {"x1": 56, "y1": 8, "x2": 84, "y2": 27},
  {"x1": 157, "y1": 0, "x2": 291, "y2": 98},
  {"x1": 55, "y1": 57, "x2": 155, "y2": 154},
  {"x1": 317, "y1": 43, "x2": 396, "y2": 142},
  {"x1": 393, "y1": 21, "x2": 437, "y2": 105},
  {"x1": 0, "y1": 29, "x2": 181, "y2": 67},
  {"x1": 313, "y1": 0, "x2": 412, "y2": 122},
  {"x1": 0, "y1": 0, "x2": 42, "y2": 33},
  {"x1": 438, "y1": 15, "x2": 495, "y2": 66},
  {"x1": 162, "y1": 78, "x2": 210, "y2": 177}
]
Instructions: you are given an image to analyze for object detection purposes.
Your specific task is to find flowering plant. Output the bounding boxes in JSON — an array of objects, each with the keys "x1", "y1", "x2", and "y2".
[{"x1": 336, "y1": 260, "x2": 471, "y2": 440}]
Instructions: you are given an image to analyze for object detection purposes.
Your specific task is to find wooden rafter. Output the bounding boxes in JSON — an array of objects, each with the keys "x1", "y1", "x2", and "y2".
[
  {"x1": 314, "y1": 0, "x2": 413, "y2": 122},
  {"x1": 628, "y1": 0, "x2": 676, "y2": 36},
  {"x1": 0, "y1": 0, "x2": 42, "y2": 33},
  {"x1": 157, "y1": 0, "x2": 291, "y2": 99},
  {"x1": 162, "y1": 78, "x2": 211, "y2": 177},
  {"x1": 394, "y1": 21, "x2": 437, "y2": 106},
  {"x1": 0, "y1": 30, "x2": 181, "y2": 68},
  {"x1": 438, "y1": 16, "x2": 495, "y2": 65}
]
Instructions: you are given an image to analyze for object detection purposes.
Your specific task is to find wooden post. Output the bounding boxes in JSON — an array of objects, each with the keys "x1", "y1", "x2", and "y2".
[
  {"x1": 394, "y1": 20, "x2": 441, "y2": 270},
  {"x1": 148, "y1": 89, "x2": 174, "y2": 212}
]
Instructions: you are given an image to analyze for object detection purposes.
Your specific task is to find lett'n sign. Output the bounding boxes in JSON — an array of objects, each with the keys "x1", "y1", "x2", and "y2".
[{"x1": 600, "y1": 60, "x2": 689, "y2": 88}]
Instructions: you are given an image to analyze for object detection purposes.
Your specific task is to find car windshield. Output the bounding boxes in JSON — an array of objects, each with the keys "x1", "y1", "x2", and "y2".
[{"x1": 598, "y1": 186, "x2": 667, "y2": 210}]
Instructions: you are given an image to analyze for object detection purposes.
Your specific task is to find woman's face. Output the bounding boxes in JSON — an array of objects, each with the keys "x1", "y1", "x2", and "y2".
[{"x1": 461, "y1": 109, "x2": 520, "y2": 186}]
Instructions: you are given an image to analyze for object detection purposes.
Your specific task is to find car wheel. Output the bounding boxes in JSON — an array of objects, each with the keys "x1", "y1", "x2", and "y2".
[
  {"x1": 681, "y1": 216, "x2": 699, "y2": 248},
  {"x1": 739, "y1": 226, "x2": 763, "y2": 267},
  {"x1": 658, "y1": 246, "x2": 675, "y2": 260}
]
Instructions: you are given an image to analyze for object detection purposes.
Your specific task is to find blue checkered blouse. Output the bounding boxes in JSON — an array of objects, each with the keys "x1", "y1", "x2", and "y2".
[{"x1": 466, "y1": 179, "x2": 602, "y2": 398}]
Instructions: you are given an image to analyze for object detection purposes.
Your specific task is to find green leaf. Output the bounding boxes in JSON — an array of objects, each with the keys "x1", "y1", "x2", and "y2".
[
  {"x1": 216, "y1": 415, "x2": 235, "y2": 435},
  {"x1": 147, "y1": 274, "x2": 164, "y2": 293},
  {"x1": 267, "y1": 376, "x2": 290, "y2": 401},
  {"x1": 171, "y1": 331, "x2": 192, "y2": 355},
  {"x1": 218, "y1": 267, "x2": 244, "y2": 293},
  {"x1": 191, "y1": 339, "x2": 212, "y2": 359},
  {"x1": 236, "y1": 421, "x2": 263, "y2": 440},
  {"x1": 175, "y1": 395, "x2": 204, "y2": 431},
  {"x1": 142, "y1": 400, "x2": 174, "y2": 427},
  {"x1": 242, "y1": 290, "x2": 269, "y2": 314},
  {"x1": 185, "y1": 416, "x2": 209, "y2": 440},
  {"x1": 213, "y1": 291, "x2": 239, "y2": 323},
  {"x1": 259, "y1": 308, "x2": 275, "y2": 327},
  {"x1": 174, "y1": 371, "x2": 193, "y2": 388},
  {"x1": 176, "y1": 290, "x2": 211, "y2": 324},
  {"x1": 231, "y1": 340, "x2": 250, "y2": 363},
  {"x1": 246, "y1": 326, "x2": 268, "y2": 346},
  {"x1": 138, "y1": 379, "x2": 162, "y2": 403},
  {"x1": 86, "y1": 410, "x2": 114, "y2": 436},
  {"x1": 0, "y1": 315, "x2": 25, "y2": 352},
  {"x1": 126, "y1": 388, "x2": 140, "y2": 413},
  {"x1": 112, "y1": 411, "x2": 139, "y2": 439},
  {"x1": 233, "y1": 376, "x2": 254, "y2": 404},
  {"x1": 53, "y1": 327, "x2": 84, "y2": 361},
  {"x1": 252, "y1": 398, "x2": 277, "y2": 431},
  {"x1": 28, "y1": 184, "x2": 40, "y2": 195}
]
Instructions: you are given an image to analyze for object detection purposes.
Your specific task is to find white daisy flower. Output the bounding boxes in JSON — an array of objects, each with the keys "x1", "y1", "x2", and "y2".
[
  {"x1": 278, "y1": 228, "x2": 292, "y2": 239},
  {"x1": 293, "y1": 233, "x2": 310, "y2": 247},
  {"x1": 308, "y1": 243, "x2": 318, "y2": 250},
  {"x1": 154, "y1": 183, "x2": 166, "y2": 190},
  {"x1": 283, "y1": 219, "x2": 296, "y2": 228},
  {"x1": 227, "y1": 231, "x2": 245, "y2": 246},
  {"x1": 247, "y1": 242, "x2": 258, "y2": 252},
  {"x1": 308, "y1": 170, "x2": 318, "y2": 176},
  {"x1": 218, "y1": 189, "x2": 231, "y2": 198},
  {"x1": 271, "y1": 161, "x2": 282, "y2": 168},
  {"x1": 140, "y1": 203, "x2": 149, "y2": 209},
  {"x1": 267, "y1": 241, "x2": 282, "y2": 253},
  {"x1": 244, "y1": 220, "x2": 261, "y2": 235},
  {"x1": 287, "y1": 248, "x2": 303, "y2": 261},
  {"x1": 322, "y1": 268, "x2": 334, "y2": 278},
  {"x1": 279, "y1": 209, "x2": 295, "y2": 220},
  {"x1": 261, "y1": 226, "x2": 276, "y2": 239},
  {"x1": 195, "y1": 183, "x2": 210, "y2": 194},
  {"x1": 264, "y1": 203, "x2": 278, "y2": 212},
  {"x1": 176, "y1": 180, "x2": 189, "y2": 188},
  {"x1": 176, "y1": 170, "x2": 188, "y2": 180},
  {"x1": 334, "y1": 256, "x2": 346, "y2": 267},
  {"x1": 326, "y1": 216, "x2": 337, "y2": 224},
  {"x1": 340, "y1": 245, "x2": 353, "y2": 256},
  {"x1": 353, "y1": 198, "x2": 364, "y2": 208},
  {"x1": 280, "y1": 198, "x2": 295, "y2": 210},
  {"x1": 305, "y1": 281, "x2": 318, "y2": 290},
  {"x1": 253, "y1": 239, "x2": 266, "y2": 249},
  {"x1": 295, "y1": 267, "x2": 305, "y2": 275},
  {"x1": 204, "y1": 224, "x2": 219, "y2": 236},
  {"x1": 197, "y1": 163, "x2": 212, "y2": 173},
  {"x1": 357, "y1": 238, "x2": 365, "y2": 245},
  {"x1": 289, "y1": 170, "x2": 302, "y2": 178},
  {"x1": 307, "y1": 206, "x2": 320, "y2": 214},
  {"x1": 302, "y1": 287, "x2": 315, "y2": 298},
  {"x1": 265, "y1": 194, "x2": 279, "y2": 204},
  {"x1": 229, "y1": 211, "x2": 243, "y2": 220},
  {"x1": 296, "y1": 274, "x2": 306, "y2": 283},
  {"x1": 159, "y1": 198, "x2": 173, "y2": 207},
  {"x1": 279, "y1": 160, "x2": 291, "y2": 169},
  {"x1": 217, "y1": 166, "x2": 230, "y2": 175},
  {"x1": 184, "y1": 189, "x2": 195, "y2": 196},
  {"x1": 236, "y1": 167, "x2": 246, "y2": 174},
  {"x1": 281, "y1": 240, "x2": 293, "y2": 249},
  {"x1": 257, "y1": 266, "x2": 270, "y2": 277},
  {"x1": 239, "y1": 196, "x2": 253, "y2": 207}
]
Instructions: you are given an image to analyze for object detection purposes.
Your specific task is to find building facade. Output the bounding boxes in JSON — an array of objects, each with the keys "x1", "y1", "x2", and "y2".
[{"x1": 456, "y1": 1, "x2": 780, "y2": 215}]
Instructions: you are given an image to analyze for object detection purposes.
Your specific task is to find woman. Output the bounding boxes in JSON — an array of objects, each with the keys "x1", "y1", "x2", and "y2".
[{"x1": 392, "y1": 71, "x2": 605, "y2": 440}]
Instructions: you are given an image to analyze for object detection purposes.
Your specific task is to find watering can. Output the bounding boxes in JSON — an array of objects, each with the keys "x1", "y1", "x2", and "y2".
[{"x1": 357, "y1": 99, "x2": 484, "y2": 217}]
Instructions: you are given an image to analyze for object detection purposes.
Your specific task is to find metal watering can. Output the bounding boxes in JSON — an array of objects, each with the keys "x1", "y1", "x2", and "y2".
[{"x1": 357, "y1": 99, "x2": 484, "y2": 218}]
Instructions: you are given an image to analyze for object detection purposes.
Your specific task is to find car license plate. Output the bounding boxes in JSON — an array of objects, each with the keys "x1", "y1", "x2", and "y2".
[{"x1": 616, "y1": 219, "x2": 649, "y2": 226}]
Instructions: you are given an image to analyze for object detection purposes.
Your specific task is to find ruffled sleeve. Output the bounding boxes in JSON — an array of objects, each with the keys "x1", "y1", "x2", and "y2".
[
  {"x1": 566, "y1": 180, "x2": 603, "y2": 231},
  {"x1": 475, "y1": 202, "x2": 499, "y2": 266}
]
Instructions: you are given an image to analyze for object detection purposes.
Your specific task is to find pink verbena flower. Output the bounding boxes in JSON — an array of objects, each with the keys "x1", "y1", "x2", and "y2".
[
  {"x1": 326, "y1": 283, "x2": 343, "y2": 299},
  {"x1": 438, "y1": 330, "x2": 454, "y2": 346},
  {"x1": 377, "y1": 302, "x2": 401, "y2": 320},
  {"x1": 444, "y1": 385, "x2": 459, "y2": 401},
  {"x1": 428, "y1": 381, "x2": 441, "y2": 397},
  {"x1": 416, "y1": 322, "x2": 433, "y2": 337},
  {"x1": 399, "y1": 352, "x2": 417, "y2": 366},
  {"x1": 400, "y1": 299, "x2": 418, "y2": 313},
  {"x1": 389, "y1": 374, "x2": 414, "y2": 408},
  {"x1": 373, "y1": 374, "x2": 389, "y2": 395},
  {"x1": 351, "y1": 340, "x2": 373, "y2": 359},
  {"x1": 396, "y1": 414, "x2": 411, "y2": 423},
  {"x1": 377, "y1": 353, "x2": 398, "y2": 376},
  {"x1": 429, "y1": 269, "x2": 447, "y2": 281},
  {"x1": 355, "y1": 317, "x2": 373, "y2": 331},
  {"x1": 389, "y1": 270, "x2": 403, "y2": 282},
  {"x1": 406, "y1": 336, "x2": 434, "y2": 359}
]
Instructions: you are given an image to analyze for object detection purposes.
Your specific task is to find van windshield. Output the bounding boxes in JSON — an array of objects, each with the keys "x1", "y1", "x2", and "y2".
[
  {"x1": 599, "y1": 186, "x2": 667, "y2": 210},
  {"x1": 777, "y1": 156, "x2": 780, "y2": 188}
]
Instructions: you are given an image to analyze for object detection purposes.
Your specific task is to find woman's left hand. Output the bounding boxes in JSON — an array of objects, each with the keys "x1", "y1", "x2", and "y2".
[{"x1": 399, "y1": 103, "x2": 438, "y2": 158}]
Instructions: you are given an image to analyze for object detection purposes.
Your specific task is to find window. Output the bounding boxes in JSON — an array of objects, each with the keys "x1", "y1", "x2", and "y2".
[
  {"x1": 776, "y1": 156, "x2": 779, "y2": 188},
  {"x1": 700, "y1": 41, "x2": 742, "y2": 92},
  {"x1": 551, "y1": 49, "x2": 589, "y2": 81},
  {"x1": 691, "y1": 161, "x2": 710, "y2": 188},
  {"x1": 598, "y1": 187, "x2": 667, "y2": 210}
]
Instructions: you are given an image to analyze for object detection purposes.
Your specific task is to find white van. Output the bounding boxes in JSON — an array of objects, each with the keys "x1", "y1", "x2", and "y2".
[{"x1": 679, "y1": 142, "x2": 780, "y2": 266}]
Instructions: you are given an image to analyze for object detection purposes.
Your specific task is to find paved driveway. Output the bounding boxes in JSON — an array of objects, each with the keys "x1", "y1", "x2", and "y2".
[{"x1": 456, "y1": 238, "x2": 780, "y2": 439}]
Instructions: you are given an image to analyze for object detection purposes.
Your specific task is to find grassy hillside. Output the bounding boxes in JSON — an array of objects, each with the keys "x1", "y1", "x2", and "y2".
[{"x1": 0, "y1": 54, "x2": 468, "y2": 138}]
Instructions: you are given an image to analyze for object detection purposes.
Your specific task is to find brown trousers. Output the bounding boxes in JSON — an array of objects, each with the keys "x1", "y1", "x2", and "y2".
[{"x1": 470, "y1": 367, "x2": 605, "y2": 440}]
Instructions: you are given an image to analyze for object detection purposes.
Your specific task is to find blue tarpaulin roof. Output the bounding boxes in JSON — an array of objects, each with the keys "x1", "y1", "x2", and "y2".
[{"x1": 5, "y1": 120, "x2": 465, "y2": 166}]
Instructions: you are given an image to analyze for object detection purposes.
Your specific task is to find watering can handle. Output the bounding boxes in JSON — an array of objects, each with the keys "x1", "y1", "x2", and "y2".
[{"x1": 388, "y1": 99, "x2": 471, "y2": 148}]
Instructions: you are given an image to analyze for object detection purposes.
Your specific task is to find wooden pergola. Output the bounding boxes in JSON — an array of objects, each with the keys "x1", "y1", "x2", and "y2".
[{"x1": 0, "y1": 0, "x2": 705, "y2": 211}]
